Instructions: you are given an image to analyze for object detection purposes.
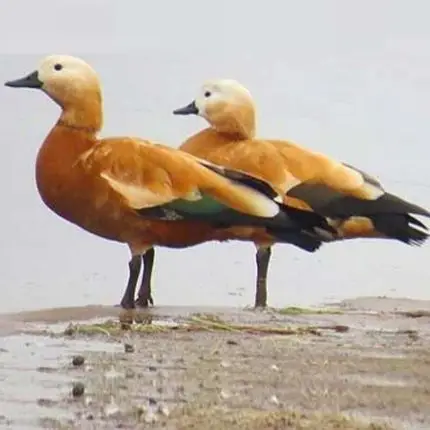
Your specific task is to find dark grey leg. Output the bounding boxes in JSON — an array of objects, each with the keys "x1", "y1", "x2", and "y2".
[
  {"x1": 120, "y1": 255, "x2": 142, "y2": 309},
  {"x1": 135, "y1": 248, "x2": 155, "y2": 307},
  {"x1": 255, "y1": 246, "x2": 272, "y2": 308}
]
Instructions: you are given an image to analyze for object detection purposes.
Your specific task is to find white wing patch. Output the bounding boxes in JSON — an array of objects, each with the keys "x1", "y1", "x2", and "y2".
[
  {"x1": 229, "y1": 183, "x2": 280, "y2": 218},
  {"x1": 100, "y1": 171, "x2": 203, "y2": 209},
  {"x1": 343, "y1": 165, "x2": 384, "y2": 199},
  {"x1": 100, "y1": 172, "x2": 174, "y2": 209}
]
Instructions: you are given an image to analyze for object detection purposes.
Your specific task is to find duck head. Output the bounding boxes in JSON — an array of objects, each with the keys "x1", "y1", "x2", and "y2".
[
  {"x1": 5, "y1": 55, "x2": 103, "y2": 131},
  {"x1": 174, "y1": 79, "x2": 257, "y2": 139}
]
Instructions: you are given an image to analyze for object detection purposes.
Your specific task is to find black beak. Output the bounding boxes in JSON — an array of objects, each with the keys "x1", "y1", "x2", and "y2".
[
  {"x1": 5, "y1": 70, "x2": 43, "y2": 89},
  {"x1": 173, "y1": 100, "x2": 198, "y2": 115}
]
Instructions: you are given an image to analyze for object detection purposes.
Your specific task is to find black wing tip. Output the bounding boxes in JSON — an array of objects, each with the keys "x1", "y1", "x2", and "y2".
[
  {"x1": 407, "y1": 215, "x2": 429, "y2": 231},
  {"x1": 281, "y1": 204, "x2": 335, "y2": 235},
  {"x1": 406, "y1": 229, "x2": 429, "y2": 247},
  {"x1": 266, "y1": 228, "x2": 323, "y2": 252},
  {"x1": 306, "y1": 241, "x2": 324, "y2": 252},
  {"x1": 382, "y1": 193, "x2": 430, "y2": 218},
  {"x1": 371, "y1": 213, "x2": 430, "y2": 246},
  {"x1": 203, "y1": 163, "x2": 279, "y2": 199}
]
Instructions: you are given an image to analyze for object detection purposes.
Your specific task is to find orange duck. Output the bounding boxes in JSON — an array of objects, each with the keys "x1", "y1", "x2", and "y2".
[
  {"x1": 170, "y1": 79, "x2": 430, "y2": 308},
  {"x1": 4, "y1": 57, "x2": 334, "y2": 317}
]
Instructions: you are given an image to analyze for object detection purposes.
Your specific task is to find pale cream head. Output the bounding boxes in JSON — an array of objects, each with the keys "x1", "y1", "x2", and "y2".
[
  {"x1": 5, "y1": 54, "x2": 103, "y2": 131},
  {"x1": 36, "y1": 55, "x2": 102, "y2": 107},
  {"x1": 197, "y1": 79, "x2": 256, "y2": 138},
  {"x1": 175, "y1": 79, "x2": 257, "y2": 139}
]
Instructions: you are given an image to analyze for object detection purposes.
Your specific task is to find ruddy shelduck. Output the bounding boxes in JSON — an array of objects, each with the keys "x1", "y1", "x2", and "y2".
[
  {"x1": 4, "y1": 56, "x2": 334, "y2": 318},
  {"x1": 170, "y1": 79, "x2": 430, "y2": 307}
]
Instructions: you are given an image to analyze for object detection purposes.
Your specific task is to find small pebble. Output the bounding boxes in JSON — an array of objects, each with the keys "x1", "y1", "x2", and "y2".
[
  {"x1": 220, "y1": 361, "x2": 230, "y2": 368},
  {"x1": 37, "y1": 398, "x2": 57, "y2": 407},
  {"x1": 226, "y1": 339, "x2": 238, "y2": 346},
  {"x1": 86, "y1": 414, "x2": 94, "y2": 421},
  {"x1": 158, "y1": 404, "x2": 170, "y2": 417},
  {"x1": 104, "y1": 401, "x2": 120, "y2": 417},
  {"x1": 125, "y1": 368, "x2": 135, "y2": 379},
  {"x1": 72, "y1": 355, "x2": 85, "y2": 367},
  {"x1": 270, "y1": 364, "x2": 280, "y2": 372},
  {"x1": 269, "y1": 394, "x2": 279, "y2": 406},
  {"x1": 157, "y1": 369, "x2": 168, "y2": 379},
  {"x1": 334, "y1": 325, "x2": 349, "y2": 333},
  {"x1": 148, "y1": 397, "x2": 157, "y2": 406},
  {"x1": 64, "y1": 325, "x2": 75, "y2": 336},
  {"x1": 219, "y1": 389, "x2": 230, "y2": 399},
  {"x1": 120, "y1": 322, "x2": 132, "y2": 331},
  {"x1": 84, "y1": 396, "x2": 93, "y2": 406},
  {"x1": 72, "y1": 382, "x2": 85, "y2": 398},
  {"x1": 105, "y1": 367, "x2": 124, "y2": 379},
  {"x1": 148, "y1": 365, "x2": 157, "y2": 372},
  {"x1": 37, "y1": 366, "x2": 56, "y2": 373},
  {"x1": 144, "y1": 410, "x2": 157, "y2": 424},
  {"x1": 135, "y1": 405, "x2": 146, "y2": 416},
  {"x1": 124, "y1": 343, "x2": 135, "y2": 353}
]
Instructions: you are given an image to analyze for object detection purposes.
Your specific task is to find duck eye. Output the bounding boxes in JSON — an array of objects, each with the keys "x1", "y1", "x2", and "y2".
[
  {"x1": 204, "y1": 91, "x2": 211, "y2": 98},
  {"x1": 54, "y1": 63, "x2": 63, "y2": 71}
]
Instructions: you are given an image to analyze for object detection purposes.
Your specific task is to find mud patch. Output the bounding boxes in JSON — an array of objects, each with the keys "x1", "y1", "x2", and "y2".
[{"x1": 1, "y1": 300, "x2": 430, "y2": 429}]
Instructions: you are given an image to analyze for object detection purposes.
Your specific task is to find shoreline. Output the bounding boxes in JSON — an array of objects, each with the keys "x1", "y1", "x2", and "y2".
[{"x1": 1, "y1": 297, "x2": 430, "y2": 429}]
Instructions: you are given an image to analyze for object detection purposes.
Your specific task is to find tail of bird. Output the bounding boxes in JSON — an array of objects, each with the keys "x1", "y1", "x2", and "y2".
[
  {"x1": 370, "y1": 213, "x2": 428, "y2": 246},
  {"x1": 264, "y1": 202, "x2": 335, "y2": 252},
  {"x1": 288, "y1": 180, "x2": 430, "y2": 246},
  {"x1": 326, "y1": 192, "x2": 430, "y2": 246},
  {"x1": 335, "y1": 193, "x2": 430, "y2": 246},
  {"x1": 264, "y1": 228, "x2": 323, "y2": 252}
]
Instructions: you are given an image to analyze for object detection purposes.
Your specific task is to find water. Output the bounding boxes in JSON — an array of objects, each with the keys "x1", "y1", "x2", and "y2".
[
  {"x1": 1, "y1": 0, "x2": 430, "y2": 313},
  {"x1": 0, "y1": 332, "x2": 121, "y2": 428}
]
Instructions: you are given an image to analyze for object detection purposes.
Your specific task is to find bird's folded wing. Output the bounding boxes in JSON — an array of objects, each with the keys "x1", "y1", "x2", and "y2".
[
  {"x1": 268, "y1": 139, "x2": 430, "y2": 218},
  {"x1": 78, "y1": 137, "x2": 284, "y2": 220}
]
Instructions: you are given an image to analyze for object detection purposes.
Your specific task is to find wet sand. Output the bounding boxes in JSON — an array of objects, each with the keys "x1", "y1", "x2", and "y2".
[{"x1": 1, "y1": 297, "x2": 430, "y2": 429}]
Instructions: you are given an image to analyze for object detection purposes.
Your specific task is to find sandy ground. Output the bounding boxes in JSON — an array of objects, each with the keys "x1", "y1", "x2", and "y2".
[{"x1": 1, "y1": 297, "x2": 430, "y2": 429}]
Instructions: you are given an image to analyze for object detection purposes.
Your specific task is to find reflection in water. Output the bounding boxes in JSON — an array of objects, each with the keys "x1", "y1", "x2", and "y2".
[{"x1": 1, "y1": 1, "x2": 430, "y2": 313}]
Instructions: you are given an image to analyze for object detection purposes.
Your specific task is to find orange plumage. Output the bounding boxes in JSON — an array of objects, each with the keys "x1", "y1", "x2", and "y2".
[
  {"x1": 173, "y1": 79, "x2": 430, "y2": 307},
  {"x1": 5, "y1": 56, "x2": 331, "y2": 318}
]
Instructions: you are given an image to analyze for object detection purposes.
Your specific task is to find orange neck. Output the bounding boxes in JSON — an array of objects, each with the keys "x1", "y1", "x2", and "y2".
[
  {"x1": 35, "y1": 95, "x2": 102, "y2": 215},
  {"x1": 209, "y1": 103, "x2": 256, "y2": 140},
  {"x1": 56, "y1": 88, "x2": 103, "y2": 133}
]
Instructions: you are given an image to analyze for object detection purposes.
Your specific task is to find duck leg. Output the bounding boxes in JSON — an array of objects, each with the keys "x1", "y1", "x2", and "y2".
[
  {"x1": 135, "y1": 248, "x2": 155, "y2": 307},
  {"x1": 120, "y1": 255, "x2": 142, "y2": 309},
  {"x1": 255, "y1": 245, "x2": 272, "y2": 308}
]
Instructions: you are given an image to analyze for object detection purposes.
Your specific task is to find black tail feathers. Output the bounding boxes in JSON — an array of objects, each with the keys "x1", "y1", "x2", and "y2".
[
  {"x1": 331, "y1": 192, "x2": 430, "y2": 246},
  {"x1": 265, "y1": 203, "x2": 335, "y2": 252},
  {"x1": 323, "y1": 192, "x2": 430, "y2": 219},
  {"x1": 279, "y1": 204, "x2": 336, "y2": 237},
  {"x1": 266, "y1": 228, "x2": 323, "y2": 252},
  {"x1": 371, "y1": 213, "x2": 429, "y2": 246}
]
